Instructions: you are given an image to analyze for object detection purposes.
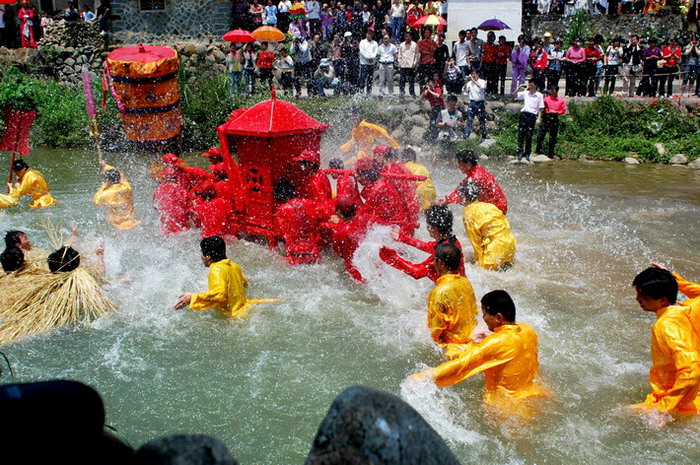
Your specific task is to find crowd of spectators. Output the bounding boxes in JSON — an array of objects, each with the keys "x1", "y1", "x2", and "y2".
[{"x1": 525, "y1": 0, "x2": 680, "y2": 15}]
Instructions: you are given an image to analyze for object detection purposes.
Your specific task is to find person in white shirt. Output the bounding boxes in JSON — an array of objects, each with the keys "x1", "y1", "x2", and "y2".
[
  {"x1": 398, "y1": 32, "x2": 419, "y2": 96},
  {"x1": 389, "y1": 0, "x2": 405, "y2": 43},
  {"x1": 306, "y1": 0, "x2": 321, "y2": 37},
  {"x1": 291, "y1": 36, "x2": 312, "y2": 97},
  {"x1": 358, "y1": 30, "x2": 378, "y2": 94},
  {"x1": 453, "y1": 30, "x2": 469, "y2": 79},
  {"x1": 278, "y1": 0, "x2": 292, "y2": 33},
  {"x1": 515, "y1": 79, "x2": 544, "y2": 162},
  {"x1": 376, "y1": 35, "x2": 398, "y2": 95},
  {"x1": 463, "y1": 70, "x2": 488, "y2": 140}
]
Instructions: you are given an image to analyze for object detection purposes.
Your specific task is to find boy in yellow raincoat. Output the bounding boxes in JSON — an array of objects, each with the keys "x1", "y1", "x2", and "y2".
[
  {"x1": 428, "y1": 243, "x2": 479, "y2": 355},
  {"x1": 401, "y1": 147, "x2": 436, "y2": 210},
  {"x1": 630, "y1": 266, "x2": 700, "y2": 427},
  {"x1": 0, "y1": 159, "x2": 56, "y2": 209},
  {"x1": 93, "y1": 163, "x2": 140, "y2": 230},
  {"x1": 459, "y1": 181, "x2": 515, "y2": 270},
  {"x1": 340, "y1": 106, "x2": 399, "y2": 164},
  {"x1": 174, "y1": 236, "x2": 276, "y2": 318},
  {"x1": 413, "y1": 290, "x2": 546, "y2": 416}
]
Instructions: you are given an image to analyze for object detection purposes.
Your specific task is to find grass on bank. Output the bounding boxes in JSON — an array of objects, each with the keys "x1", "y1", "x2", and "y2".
[{"x1": 1, "y1": 67, "x2": 698, "y2": 163}]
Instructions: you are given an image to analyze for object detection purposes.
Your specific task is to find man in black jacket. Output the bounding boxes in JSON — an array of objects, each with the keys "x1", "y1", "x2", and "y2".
[{"x1": 622, "y1": 34, "x2": 642, "y2": 97}]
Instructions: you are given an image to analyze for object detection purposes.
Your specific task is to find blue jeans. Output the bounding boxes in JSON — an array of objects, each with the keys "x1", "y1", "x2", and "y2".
[
  {"x1": 465, "y1": 100, "x2": 487, "y2": 138},
  {"x1": 316, "y1": 79, "x2": 339, "y2": 96},
  {"x1": 229, "y1": 71, "x2": 242, "y2": 96},
  {"x1": 391, "y1": 18, "x2": 404, "y2": 42}
]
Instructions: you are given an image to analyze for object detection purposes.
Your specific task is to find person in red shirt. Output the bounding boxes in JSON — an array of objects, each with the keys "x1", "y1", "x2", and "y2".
[
  {"x1": 201, "y1": 147, "x2": 224, "y2": 173},
  {"x1": 273, "y1": 177, "x2": 332, "y2": 265},
  {"x1": 440, "y1": 149, "x2": 508, "y2": 214},
  {"x1": 379, "y1": 204, "x2": 465, "y2": 282},
  {"x1": 256, "y1": 41, "x2": 276, "y2": 90},
  {"x1": 328, "y1": 158, "x2": 362, "y2": 209},
  {"x1": 495, "y1": 35, "x2": 511, "y2": 95},
  {"x1": 584, "y1": 37, "x2": 602, "y2": 97},
  {"x1": 153, "y1": 167, "x2": 192, "y2": 235},
  {"x1": 322, "y1": 194, "x2": 378, "y2": 283},
  {"x1": 374, "y1": 145, "x2": 420, "y2": 231},
  {"x1": 659, "y1": 38, "x2": 682, "y2": 97},
  {"x1": 482, "y1": 31, "x2": 499, "y2": 95},
  {"x1": 530, "y1": 41, "x2": 549, "y2": 92},
  {"x1": 290, "y1": 149, "x2": 333, "y2": 205},
  {"x1": 421, "y1": 78, "x2": 444, "y2": 142},
  {"x1": 192, "y1": 181, "x2": 232, "y2": 238},
  {"x1": 535, "y1": 84, "x2": 567, "y2": 159},
  {"x1": 161, "y1": 153, "x2": 212, "y2": 191},
  {"x1": 417, "y1": 29, "x2": 438, "y2": 87},
  {"x1": 356, "y1": 157, "x2": 415, "y2": 236}
]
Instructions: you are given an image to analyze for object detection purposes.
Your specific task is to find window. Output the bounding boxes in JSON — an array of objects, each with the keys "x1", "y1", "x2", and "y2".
[{"x1": 139, "y1": 0, "x2": 167, "y2": 12}]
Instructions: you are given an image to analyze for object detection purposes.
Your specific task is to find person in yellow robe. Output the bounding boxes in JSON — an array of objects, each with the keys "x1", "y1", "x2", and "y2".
[
  {"x1": 459, "y1": 181, "x2": 515, "y2": 270},
  {"x1": 401, "y1": 148, "x2": 436, "y2": 210},
  {"x1": 428, "y1": 243, "x2": 479, "y2": 354},
  {"x1": 340, "y1": 107, "x2": 399, "y2": 164},
  {"x1": 0, "y1": 159, "x2": 56, "y2": 209},
  {"x1": 630, "y1": 266, "x2": 700, "y2": 426},
  {"x1": 93, "y1": 163, "x2": 140, "y2": 230},
  {"x1": 413, "y1": 290, "x2": 546, "y2": 416},
  {"x1": 174, "y1": 236, "x2": 277, "y2": 318}
]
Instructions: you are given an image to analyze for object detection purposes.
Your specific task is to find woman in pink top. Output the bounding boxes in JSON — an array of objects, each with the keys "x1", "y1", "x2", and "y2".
[
  {"x1": 536, "y1": 84, "x2": 567, "y2": 159},
  {"x1": 565, "y1": 38, "x2": 586, "y2": 97}
]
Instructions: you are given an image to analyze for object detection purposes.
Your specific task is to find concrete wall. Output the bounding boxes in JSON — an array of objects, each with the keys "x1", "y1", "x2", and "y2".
[{"x1": 111, "y1": 0, "x2": 231, "y2": 43}]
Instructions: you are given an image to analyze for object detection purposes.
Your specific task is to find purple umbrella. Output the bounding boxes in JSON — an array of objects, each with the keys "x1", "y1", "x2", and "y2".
[{"x1": 477, "y1": 19, "x2": 512, "y2": 31}]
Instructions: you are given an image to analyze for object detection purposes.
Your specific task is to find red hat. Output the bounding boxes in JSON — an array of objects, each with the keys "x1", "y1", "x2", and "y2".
[
  {"x1": 201, "y1": 147, "x2": 223, "y2": 157},
  {"x1": 193, "y1": 180, "x2": 216, "y2": 195},
  {"x1": 292, "y1": 149, "x2": 321, "y2": 165},
  {"x1": 162, "y1": 153, "x2": 183, "y2": 166},
  {"x1": 355, "y1": 157, "x2": 379, "y2": 172},
  {"x1": 373, "y1": 144, "x2": 392, "y2": 157}
]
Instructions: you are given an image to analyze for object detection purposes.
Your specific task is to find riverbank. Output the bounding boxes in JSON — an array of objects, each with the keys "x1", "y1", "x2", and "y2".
[{"x1": 0, "y1": 66, "x2": 698, "y2": 165}]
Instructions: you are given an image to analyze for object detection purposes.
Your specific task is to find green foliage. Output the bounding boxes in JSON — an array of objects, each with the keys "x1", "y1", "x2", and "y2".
[
  {"x1": 32, "y1": 80, "x2": 91, "y2": 148},
  {"x1": 564, "y1": 10, "x2": 590, "y2": 48},
  {"x1": 0, "y1": 67, "x2": 41, "y2": 111}
]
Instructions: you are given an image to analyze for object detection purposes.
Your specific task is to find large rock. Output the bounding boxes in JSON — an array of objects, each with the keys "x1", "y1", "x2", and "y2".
[
  {"x1": 405, "y1": 102, "x2": 420, "y2": 115},
  {"x1": 504, "y1": 103, "x2": 521, "y2": 114},
  {"x1": 183, "y1": 44, "x2": 197, "y2": 56},
  {"x1": 532, "y1": 154, "x2": 553, "y2": 163},
  {"x1": 487, "y1": 101, "x2": 505, "y2": 112},
  {"x1": 391, "y1": 126, "x2": 406, "y2": 142},
  {"x1": 623, "y1": 157, "x2": 640, "y2": 165},
  {"x1": 688, "y1": 159, "x2": 700, "y2": 170},
  {"x1": 213, "y1": 50, "x2": 226, "y2": 62},
  {"x1": 135, "y1": 435, "x2": 238, "y2": 465},
  {"x1": 479, "y1": 138, "x2": 497, "y2": 149},
  {"x1": 409, "y1": 126, "x2": 427, "y2": 144},
  {"x1": 410, "y1": 114, "x2": 428, "y2": 128},
  {"x1": 670, "y1": 154, "x2": 688, "y2": 165},
  {"x1": 654, "y1": 142, "x2": 667, "y2": 157},
  {"x1": 305, "y1": 386, "x2": 461, "y2": 465},
  {"x1": 195, "y1": 44, "x2": 208, "y2": 56}
]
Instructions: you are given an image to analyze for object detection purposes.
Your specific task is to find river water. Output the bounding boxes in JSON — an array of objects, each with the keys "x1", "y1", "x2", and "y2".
[{"x1": 1, "y1": 148, "x2": 699, "y2": 464}]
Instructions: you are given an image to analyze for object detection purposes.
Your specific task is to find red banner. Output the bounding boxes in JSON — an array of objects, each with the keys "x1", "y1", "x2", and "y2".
[{"x1": 0, "y1": 107, "x2": 37, "y2": 156}]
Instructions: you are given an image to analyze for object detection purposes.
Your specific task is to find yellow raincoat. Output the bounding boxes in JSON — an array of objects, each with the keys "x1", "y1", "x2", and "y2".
[
  {"x1": 2, "y1": 169, "x2": 56, "y2": 209},
  {"x1": 431, "y1": 323, "x2": 546, "y2": 408},
  {"x1": 93, "y1": 165, "x2": 140, "y2": 230},
  {"x1": 404, "y1": 161, "x2": 436, "y2": 210},
  {"x1": 428, "y1": 274, "x2": 478, "y2": 347},
  {"x1": 340, "y1": 120, "x2": 399, "y2": 163},
  {"x1": 636, "y1": 302, "x2": 700, "y2": 415},
  {"x1": 462, "y1": 201, "x2": 516, "y2": 270},
  {"x1": 189, "y1": 259, "x2": 277, "y2": 318}
]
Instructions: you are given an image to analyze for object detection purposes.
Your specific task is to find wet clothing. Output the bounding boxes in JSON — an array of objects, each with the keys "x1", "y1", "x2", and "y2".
[
  {"x1": 358, "y1": 177, "x2": 416, "y2": 236},
  {"x1": 431, "y1": 323, "x2": 545, "y2": 407},
  {"x1": 335, "y1": 173, "x2": 362, "y2": 208},
  {"x1": 462, "y1": 201, "x2": 516, "y2": 270},
  {"x1": 193, "y1": 196, "x2": 232, "y2": 238},
  {"x1": 3, "y1": 169, "x2": 56, "y2": 209},
  {"x1": 428, "y1": 274, "x2": 479, "y2": 346},
  {"x1": 442, "y1": 165, "x2": 507, "y2": 214},
  {"x1": 189, "y1": 259, "x2": 250, "y2": 318},
  {"x1": 404, "y1": 161, "x2": 436, "y2": 210},
  {"x1": 340, "y1": 120, "x2": 399, "y2": 162},
  {"x1": 297, "y1": 172, "x2": 333, "y2": 204},
  {"x1": 153, "y1": 182, "x2": 191, "y2": 235},
  {"x1": 274, "y1": 198, "x2": 331, "y2": 265},
  {"x1": 93, "y1": 165, "x2": 140, "y2": 230},
  {"x1": 380, "y1": 233, "x2": 465, "y2": 283},
  {"x1": 381, "y1": 162, "x2": 420, "y2": 229},
  {"x1": 326, "y1": 213, "x2": 377, "y2": 282}
]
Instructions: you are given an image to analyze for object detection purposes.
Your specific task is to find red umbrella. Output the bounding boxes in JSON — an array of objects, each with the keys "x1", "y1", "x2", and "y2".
[
  {"x1": 412, "y1": 14, "x2": 448, "y2": 28},
  {"x1": 223, "y1": 29, "x2": 256, "y2": 43},
  {"x1": 0, "y1": 1, "x2": 18, "y2": 4}
]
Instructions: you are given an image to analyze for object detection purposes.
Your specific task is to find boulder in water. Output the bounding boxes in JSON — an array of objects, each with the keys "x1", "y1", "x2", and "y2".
[
  {"x1": 135, "y1": 435, "x2": 238, "y2": 465},
  {"x1": 305, "y1": 385, "x2": 461, "y2": 465},
  {"x1": 532, "y1": 154, "x2": 552, "y2": 163},
  {"x1": 623, "y1": 157, "x2": 640, "y2": 165},
  {"x1": 687, "y1": 159, "x2": 700, "y2": 170},
  {"x1": 670, "y1": 154, "x2": 688, "y2": 165}
]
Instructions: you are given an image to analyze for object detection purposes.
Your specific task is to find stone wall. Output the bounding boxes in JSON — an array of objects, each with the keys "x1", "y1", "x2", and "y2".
[
  {"x1": 111, "y1": 0, "x2": 231, "y2": 43},
  {"x1": 523, "y1": 13, "x2": 685, "y2": 39}
]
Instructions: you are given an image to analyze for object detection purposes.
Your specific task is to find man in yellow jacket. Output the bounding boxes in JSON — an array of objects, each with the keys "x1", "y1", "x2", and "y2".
[
  {"x1": 0, "y1": 159, "x2": 56, "y2": 209},
  {"x1": 414, "y1": 290, "x2": 546, "y2": 416},
  {"x1": 174, "y1": 236, "x2": 276, "y2": 318},
  {"x1": 428, "y1": 243, "x2": 478, "y2": 354},
  {"x1": 459, "y1": 181, "x2": 515, "y2": 271},
  {"x1": 93, "y1": 163, "x2": 140, "y2": 230},
  {"x1": 340, "y1": 107, "x2": 399, "y2": 164},
  {"x1": 401, "y1": 147, "x2": 436, "y2": 210},
  {"x1": 631, "y1": 266, "x2": 700, "y2": 426}
]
